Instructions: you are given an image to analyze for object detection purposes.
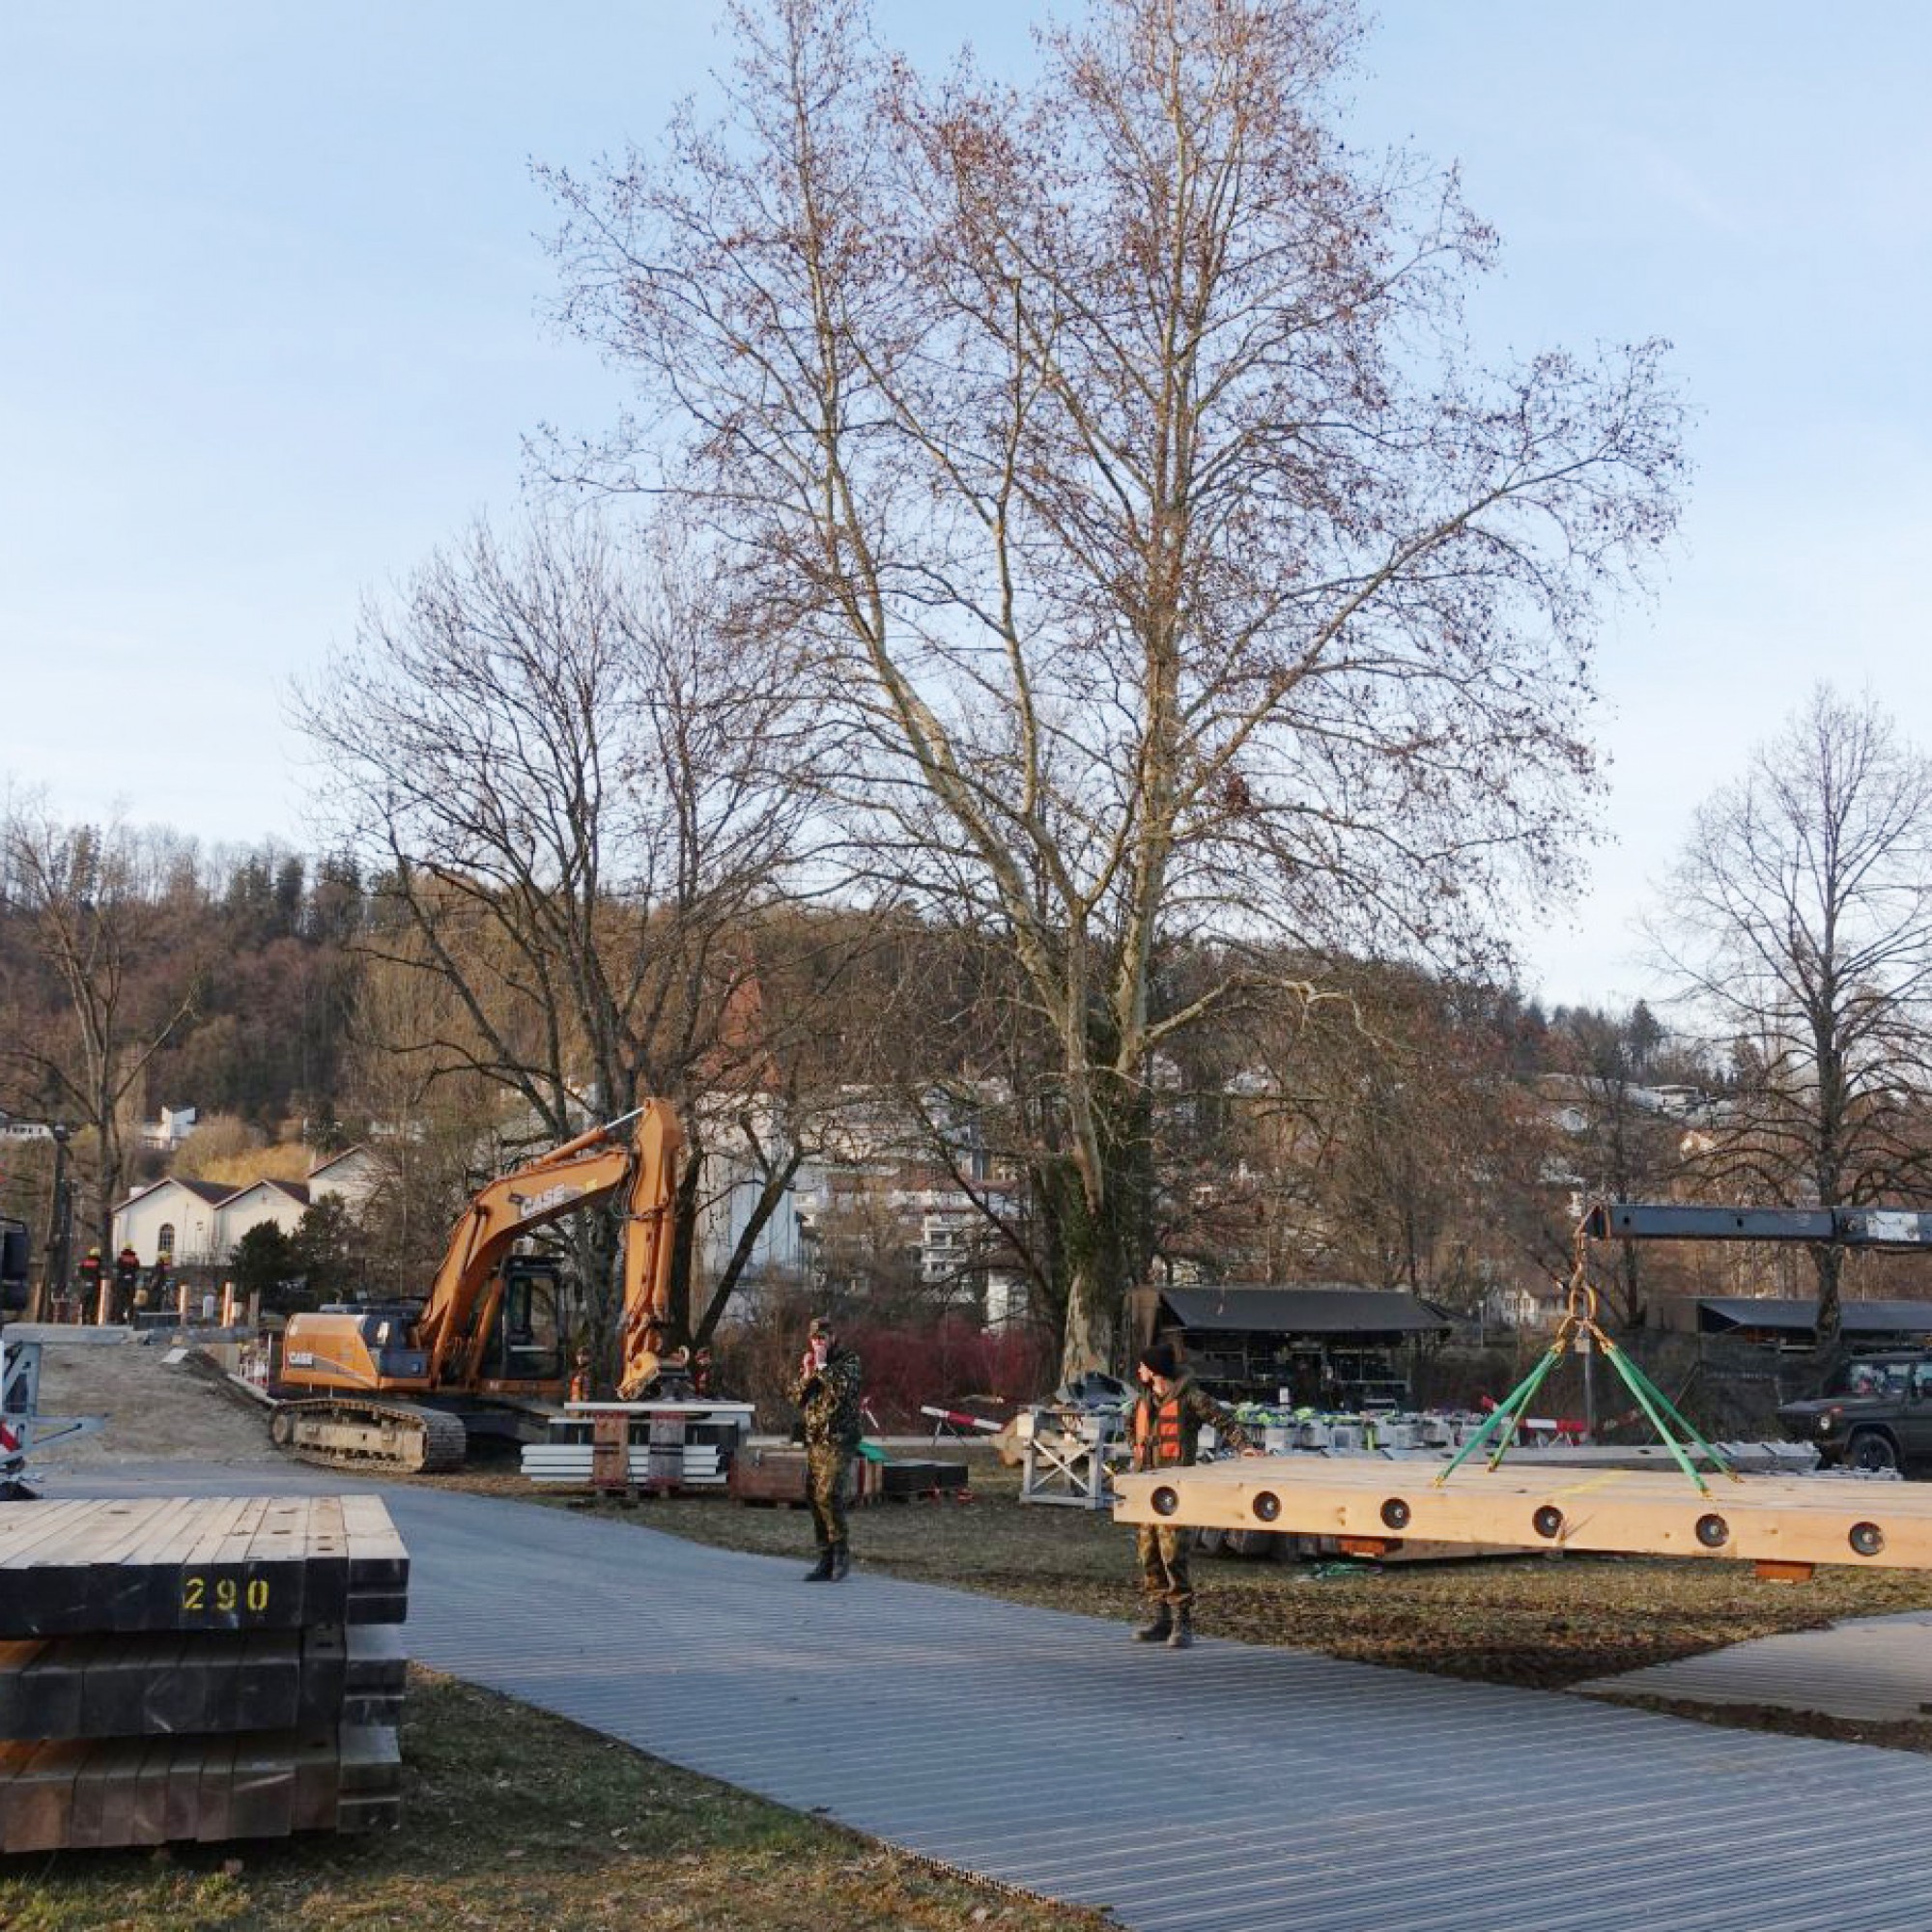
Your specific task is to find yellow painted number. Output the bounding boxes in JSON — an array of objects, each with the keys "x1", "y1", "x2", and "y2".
[
  {"x1": 182, "y1": 1576, "x2": 205, "y2": 1611},
  {"x1": 246, "y1": 1577, "x2": 270, "y2": 1612},
  {"x1": 215, "y1": 1577, "x2": 238, "y2": 1612}
]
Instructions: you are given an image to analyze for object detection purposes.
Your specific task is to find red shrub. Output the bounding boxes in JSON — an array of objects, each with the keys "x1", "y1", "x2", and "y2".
[{"x1": 839, "y1": 1319, "x2": 1056, "y2": 1429}]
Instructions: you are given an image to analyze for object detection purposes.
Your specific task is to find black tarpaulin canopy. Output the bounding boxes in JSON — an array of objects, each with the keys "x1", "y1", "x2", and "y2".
[{"x1": 1156, "y1": 1286, "x2": 1451, "y2": 1336}]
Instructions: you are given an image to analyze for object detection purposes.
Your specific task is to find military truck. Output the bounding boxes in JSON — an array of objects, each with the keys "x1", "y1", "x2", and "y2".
[{"x1": 1777, "y1": 1352, "x2": 1932, "y2": 1474}]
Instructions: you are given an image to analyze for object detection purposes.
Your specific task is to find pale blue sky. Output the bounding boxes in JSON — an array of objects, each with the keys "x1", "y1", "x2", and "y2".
[{"x1": 3, "y1": 3, "x2": 1928, "y2": 1009}]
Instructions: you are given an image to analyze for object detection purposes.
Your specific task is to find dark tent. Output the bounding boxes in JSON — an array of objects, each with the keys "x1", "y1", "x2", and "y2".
[{"x1": 1149, "y1": 1285, "x2": 1451, "y2": 1406}]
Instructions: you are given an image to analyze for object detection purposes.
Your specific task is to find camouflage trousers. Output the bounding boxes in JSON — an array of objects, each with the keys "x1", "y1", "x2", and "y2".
[
  {"x1": 1136, "y1": 1523, "x2": 1194, "y2": 1609},
  {"x1": 807, "y1": 1442, "x2": 852, "y2": 1549}
]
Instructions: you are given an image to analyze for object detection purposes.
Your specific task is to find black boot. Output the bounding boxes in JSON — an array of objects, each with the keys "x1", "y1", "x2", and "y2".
[
  {"x1": 829, "y1": 1542, "x2": 851, "y2": 1582},
  {"x1": 1132, "y1": 1606, "x2": 1173, "y2": 1643},
  {"x1": 804, "y1": 1547, "x2": 835, "y2": 1581},
  {"x1": 1166, "y1": 1609, "x2": 1194, "y2": 1650}
]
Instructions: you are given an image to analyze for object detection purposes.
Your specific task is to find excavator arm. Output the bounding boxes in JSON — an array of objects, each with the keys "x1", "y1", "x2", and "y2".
[
  {"x1": 614, "y1": 1102, "x2": 682, "y2": 1398},
  {"x1": 417, "y1": 1102, "x2": 682, "y2": 1390}
]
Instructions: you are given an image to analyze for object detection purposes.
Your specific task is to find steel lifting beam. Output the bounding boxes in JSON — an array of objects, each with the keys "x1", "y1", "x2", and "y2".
[{"x1": 1582, "y1": 1202, "x2": 1932, "y2": 1248}]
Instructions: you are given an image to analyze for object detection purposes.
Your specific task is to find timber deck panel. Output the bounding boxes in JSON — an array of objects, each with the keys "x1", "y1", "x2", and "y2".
[
  {"x1": 1111, "y1": 1457, "x2": 1932, "y2": 1570},
  {"x1": 0, "y1": 1495, "x2": 406, "y2": 1635}
]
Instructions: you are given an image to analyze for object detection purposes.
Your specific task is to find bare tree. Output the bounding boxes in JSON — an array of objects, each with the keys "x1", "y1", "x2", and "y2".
[
  {"x1": 543, "y1": 0, "x2": 1684, "y2": 1377},
  {"x1": 335, "y1": 948, "x2": 504, "y2": 1300},
  {"x1": 1656, "y1": 687, "x2": 1932, "y2": 1343},
  {"x1": 294, "y1": 510, "x2": 818, "y2": 1370},
  {"x1": 0, "y1": 810, "x2": 206, "y2": 1261},
  {"x1": 1553, "y1": 997, "x2": 1692, "y2": 1329}
]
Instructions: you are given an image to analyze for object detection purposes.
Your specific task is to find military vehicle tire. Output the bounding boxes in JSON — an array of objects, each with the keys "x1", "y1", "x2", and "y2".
[{"x1": 1845, "y1": 1428, "x2": 1900, "y2": 1474}]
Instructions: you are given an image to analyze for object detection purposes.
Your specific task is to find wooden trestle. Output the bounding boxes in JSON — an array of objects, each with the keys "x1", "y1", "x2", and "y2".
[{"x1": 1112, "y1": 1459, "x2": 1932, "y2": 1576}]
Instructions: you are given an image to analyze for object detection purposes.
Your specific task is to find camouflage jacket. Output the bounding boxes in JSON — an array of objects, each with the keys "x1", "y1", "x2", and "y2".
[
  {"x1": 1125, "y1": 1372, "x2": 1250, "y2": 1471},
  {"x1": 789, "y1": 1345, "x2": 864, "y2": 1449}
]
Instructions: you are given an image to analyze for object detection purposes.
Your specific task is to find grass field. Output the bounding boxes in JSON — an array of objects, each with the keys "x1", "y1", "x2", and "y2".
[{"x1": 0, "y1": 1670, "x2": 1112, "y2": 1932}]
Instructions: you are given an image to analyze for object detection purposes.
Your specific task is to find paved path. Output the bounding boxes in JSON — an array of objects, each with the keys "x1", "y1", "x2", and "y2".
[
  {"x1": 1583, "y1": 1606, "x2": 1932, "y2": 1723},
  {"x1": 46, "y1": 1460, "x2": 1932, "y2": 1932}
]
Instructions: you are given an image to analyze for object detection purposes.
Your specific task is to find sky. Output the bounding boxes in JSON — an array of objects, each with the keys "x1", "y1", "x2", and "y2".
[{"x1": 3, "y1": 2, "x2": 1928, "y2": 1010}]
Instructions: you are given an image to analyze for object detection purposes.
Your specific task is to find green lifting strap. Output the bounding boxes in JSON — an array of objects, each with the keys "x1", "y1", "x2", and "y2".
[{"x1": 1435, "y1": 1293, "x2": 1741, "y2": 1495}]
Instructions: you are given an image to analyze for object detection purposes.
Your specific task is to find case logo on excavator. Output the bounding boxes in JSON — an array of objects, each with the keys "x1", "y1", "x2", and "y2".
[{"x1": 508, "y1": 1183, "x2": 583, "y2": 1214}]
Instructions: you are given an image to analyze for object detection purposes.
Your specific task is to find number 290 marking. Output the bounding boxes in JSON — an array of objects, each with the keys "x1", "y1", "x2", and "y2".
[{"x1": 180, "y1": 1574, "x2": 270, "y2": 1615}]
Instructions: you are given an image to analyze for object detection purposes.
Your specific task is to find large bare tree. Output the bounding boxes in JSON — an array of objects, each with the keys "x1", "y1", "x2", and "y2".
[
  {"x1": 1656, "y1": 687, "x2": 1932, "y2": 1343},
  {"x1": 0, "y1": 810, "x2": 206, "y2": 1264},
  {"x1": 543, "y1": 0, "x2": 1684, "y2": 1376},
  {"x1": 295, "y1": 510, "x2": 818, "y2": 1368}
]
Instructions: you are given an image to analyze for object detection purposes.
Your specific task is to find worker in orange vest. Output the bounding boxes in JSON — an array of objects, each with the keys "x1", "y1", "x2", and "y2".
[{"x1": 1123, "y1": 1342, "x2": 1263, "y2": 1650}]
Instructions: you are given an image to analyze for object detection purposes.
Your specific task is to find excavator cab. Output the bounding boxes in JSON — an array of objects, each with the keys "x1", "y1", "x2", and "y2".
[{"x1": 487, "y1": 1257, "x2": 572, "y2": 1385}]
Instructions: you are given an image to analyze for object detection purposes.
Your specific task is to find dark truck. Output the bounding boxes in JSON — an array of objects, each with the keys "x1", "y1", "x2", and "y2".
[{"x1": 1777, "y1": 1353, "x2": 1932, "y2": 1474}]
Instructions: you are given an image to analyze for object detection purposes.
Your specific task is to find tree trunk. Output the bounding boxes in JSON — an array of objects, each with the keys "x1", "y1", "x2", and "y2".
[
  {"x1": 664, "y1": 1151, "x2": 705, "y2": 1346},
  {"x1": 1810, "y1": 1240, "x2": 1843, "y2": 1353},
  {"x1": 571, "y1": 1208, "x2": 626, "y2": 1393},
  {"x1": 1056, "y1": 1190, "x2": 1133, "y2": 1384},
  {"x1": 1049, "y1": 1139, "x2": 1153, "y2": 1383}
]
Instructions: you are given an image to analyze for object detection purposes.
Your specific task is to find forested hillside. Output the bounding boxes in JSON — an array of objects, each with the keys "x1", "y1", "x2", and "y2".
[{"x1": 1, "y1": 804, "x2": 1753, "y2": 1341}]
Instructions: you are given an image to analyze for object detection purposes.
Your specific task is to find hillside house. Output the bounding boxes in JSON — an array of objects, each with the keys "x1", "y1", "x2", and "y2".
[
  {"x1": 112, "y1": 1178, "x2": 232, "y2": 1267},
  {"x1": 113, "y1": 1147, "x2": 380, "y2": 1270},
  {"x1": 213, "y1": 1179, "x2": 311, "y2": 1254}
]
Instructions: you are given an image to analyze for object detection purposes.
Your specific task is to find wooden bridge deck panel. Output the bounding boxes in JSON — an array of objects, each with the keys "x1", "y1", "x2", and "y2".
[{"x1": 1113, "y1": 1458, "x2": 1932, "y2": 1569}]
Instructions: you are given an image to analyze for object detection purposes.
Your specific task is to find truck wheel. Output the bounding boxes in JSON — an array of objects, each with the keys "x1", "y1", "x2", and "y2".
[{"x1": 1845, "y1": 1430, "x2": 1899, "y2": 1474}]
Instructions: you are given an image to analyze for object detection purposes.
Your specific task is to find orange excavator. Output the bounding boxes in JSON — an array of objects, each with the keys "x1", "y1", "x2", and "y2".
[{"x1": 270, "y1": 1101, "x2": 683, "y2": 1472}]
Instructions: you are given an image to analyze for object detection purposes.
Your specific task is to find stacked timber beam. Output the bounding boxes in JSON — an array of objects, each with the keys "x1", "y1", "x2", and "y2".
[
  {"x1": 0, "y1": 1495, "x2": 408, "y2": 1852},
  {"x1": 522, "y1": 1401, "x2": 754, "y2": 1492}
]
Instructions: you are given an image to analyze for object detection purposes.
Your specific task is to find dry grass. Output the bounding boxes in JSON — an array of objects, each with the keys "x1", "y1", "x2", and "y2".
[
  {"x1": 0, "y1": 1669, "x2": 1114, "y2": 1930},
  {"x1": 412, "y1": 1456, "x2": 1932, "y2": 1692},
  {"x1": 1594, "y1": 1693, "x2": 1932, "y2": 1757}
]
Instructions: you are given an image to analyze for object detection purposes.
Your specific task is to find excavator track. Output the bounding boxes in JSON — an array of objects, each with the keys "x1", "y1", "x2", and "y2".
[{"x1": 269, "y1": 1398, "x2": 469, "y2": 1474}]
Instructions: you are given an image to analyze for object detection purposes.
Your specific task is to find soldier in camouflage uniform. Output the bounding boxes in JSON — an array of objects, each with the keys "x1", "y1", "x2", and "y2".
[
  {"x1": 789, "y1": 1314, "x2": 864, "y2": 1581},
  {"x1": 1124, "y1": 1342, "x2": 1261, "y2": 1648}
]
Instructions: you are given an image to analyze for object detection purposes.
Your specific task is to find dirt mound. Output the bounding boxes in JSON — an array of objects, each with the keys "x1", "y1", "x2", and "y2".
[{"x1": 25, "y1": 1329, "x2": 280, "y2": 1468}]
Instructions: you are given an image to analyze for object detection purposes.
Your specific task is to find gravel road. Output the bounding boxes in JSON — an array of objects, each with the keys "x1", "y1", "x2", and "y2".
[{"x1": 20, "y1": 1327, "x2": 280, "y2": 1470}]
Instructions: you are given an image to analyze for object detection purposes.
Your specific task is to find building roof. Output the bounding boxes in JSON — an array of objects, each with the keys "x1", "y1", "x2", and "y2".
[
  {"x1": 1157, "y1": 1286, "x2": 1452, "y2": 1337},
  {"x1": 223, "y1": 1179, "x2": 311, "y2": 1207},
  {"x1": 307, "y1": 1144, "x2": 370, "y2": 1179},
  {"x1": 119, "y1": 1176, "x2": 234, "y2": 1210},
  {"x1": 1697, "y1": 1296, "x2": 1932, "y2": 1337}
]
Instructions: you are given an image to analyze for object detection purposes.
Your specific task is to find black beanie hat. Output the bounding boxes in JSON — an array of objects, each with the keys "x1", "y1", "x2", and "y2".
[{"x1": 1139, "y1": 1342, "x2": 1179, "y2": 1379}]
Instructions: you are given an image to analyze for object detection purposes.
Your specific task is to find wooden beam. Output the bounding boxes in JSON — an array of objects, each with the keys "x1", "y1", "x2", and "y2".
[{"x1": 1113, "y1": 1460, "x2": 1932, "y2": 1571}]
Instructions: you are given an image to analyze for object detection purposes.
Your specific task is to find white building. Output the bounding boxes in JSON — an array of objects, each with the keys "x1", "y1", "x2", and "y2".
[
  {"x1": 305, "y1": 1146, "x2": 380, "y2": 1210},
  {"x1": 1481, "y1": 1279, "x2": 1565, "y2": 1332},
  {"x1": 112, "y1": 1178, "x2": 232, "y2": 1267},
  {"x1": 212, "y1": 1179, "x2": 311, "y2": 1255},
  {"x1": 137, "y1": 1106, "x2": 198, "y2": 1152},
  {"x1": 683, "y1": 1087, "x2": 1031, "y2": 1326},
  {"x1": 113, "y1": 1147, "x2": 382, "y2": 1269}
]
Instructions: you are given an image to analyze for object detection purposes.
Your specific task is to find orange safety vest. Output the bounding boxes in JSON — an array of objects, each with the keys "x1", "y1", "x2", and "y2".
[{"x1": 1133, "y1": 1390, "x2": 1185, "y2": 1468}]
